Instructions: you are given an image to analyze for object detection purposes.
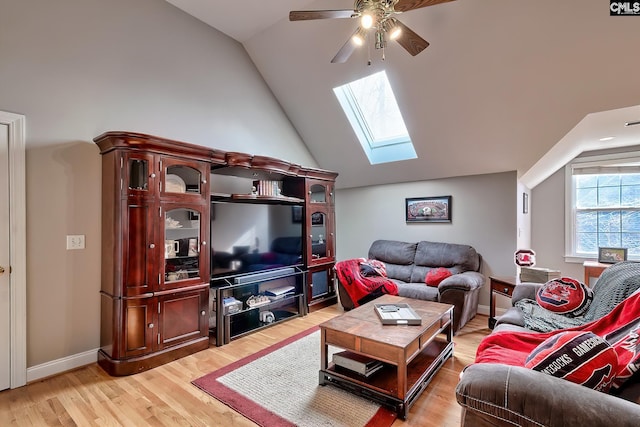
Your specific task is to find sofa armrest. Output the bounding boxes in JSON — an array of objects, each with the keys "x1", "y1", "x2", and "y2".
[
  {"x1": 511, "y1": 282, "x2": 543, "y2": 305},
  {"x1": 456, "y1": 363, "x2": 640, "y2": 427},
  {"x1": 438, "y1": 271, "x2": 484, "y2": 292}
]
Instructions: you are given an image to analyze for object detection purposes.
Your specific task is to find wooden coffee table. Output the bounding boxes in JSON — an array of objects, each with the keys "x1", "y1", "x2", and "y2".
[{"x1": 318, "y1": 294, "x2": 454, "y2": 419}]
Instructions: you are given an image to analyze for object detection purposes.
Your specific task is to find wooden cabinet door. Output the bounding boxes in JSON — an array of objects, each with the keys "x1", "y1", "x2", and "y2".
[
  {"x1": 121, "y1": 297, "x2": 156, "y2": 358},
  {"x1": 157, "y1": 288, "x2": 208, "y2": 349},
  {"x1": 122, "y1": 200, "x2": 157, "y2": 297}
]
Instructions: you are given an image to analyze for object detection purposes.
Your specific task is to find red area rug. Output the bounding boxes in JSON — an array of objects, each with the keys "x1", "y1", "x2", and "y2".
[{"x1": 192, "y1": 326, "x2": 397, "y2": 427}]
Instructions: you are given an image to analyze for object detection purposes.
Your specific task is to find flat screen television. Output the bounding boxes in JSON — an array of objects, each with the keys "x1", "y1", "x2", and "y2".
[{"x1": 210, "y1": 201, "x2": 303, "y2": 278}]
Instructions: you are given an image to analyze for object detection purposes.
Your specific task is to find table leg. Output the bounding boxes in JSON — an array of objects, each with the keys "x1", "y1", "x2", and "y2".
[
  {"x1": 489, "y1": 286, "x2": 496, "y2": 329},
  {"x1": 319, "y1": 328, "x2": 328, "y2": 385}
]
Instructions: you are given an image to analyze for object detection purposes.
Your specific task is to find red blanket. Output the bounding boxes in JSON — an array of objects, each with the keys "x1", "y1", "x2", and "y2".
[
  {"x1": 476, "y1": 290, "x2": 640, "y2": 389},
  {"x1": 335, "y1": 258, "x2": 398, "y2": 307}
]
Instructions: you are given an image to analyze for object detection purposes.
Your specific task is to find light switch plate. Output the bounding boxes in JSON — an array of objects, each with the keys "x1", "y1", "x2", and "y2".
[{"x1": 66, "y1": 235, "x2": 85, "y2": 250}]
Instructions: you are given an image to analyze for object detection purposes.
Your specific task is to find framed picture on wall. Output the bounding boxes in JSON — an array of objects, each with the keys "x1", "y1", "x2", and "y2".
[{"x1": 405, "y1": 196, "x2": 452, "y2": 223}]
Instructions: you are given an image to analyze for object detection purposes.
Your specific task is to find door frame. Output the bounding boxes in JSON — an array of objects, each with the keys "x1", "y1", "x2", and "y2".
[{"x1": 1, "y1": 111, "x2": 26, "y2": 388}]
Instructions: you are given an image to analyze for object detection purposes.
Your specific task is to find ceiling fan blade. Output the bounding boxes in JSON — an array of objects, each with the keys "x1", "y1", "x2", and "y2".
[
  {"x1": 331, "y1": 28, "x2": 361, "y2": 63},
  {"x1": 394, "y1": 0, "x2": 455, "y2": 13},
  {"x1": 394, "y1": 21, "x2": 429, "y2": 56},
  {"x1": 289, "y1": 10, "x2": 355, "y2": 21}
]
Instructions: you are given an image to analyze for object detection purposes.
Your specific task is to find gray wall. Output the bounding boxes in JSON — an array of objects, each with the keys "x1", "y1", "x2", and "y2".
[
  {"x1": 0, "y1": 0, "x2": 316, "y2": 368},
  {"x1": 335, "y1": 171, "x2": 518, "y2": 308}
]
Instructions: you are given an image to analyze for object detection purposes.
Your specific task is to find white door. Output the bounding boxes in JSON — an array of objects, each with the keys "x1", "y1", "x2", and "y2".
[
  {"x1": 0, "y1": 111, "x2": 26, "y2": 390},
  {"x1": 0, "y1": 123, "x2": 10, "y2": 390}
]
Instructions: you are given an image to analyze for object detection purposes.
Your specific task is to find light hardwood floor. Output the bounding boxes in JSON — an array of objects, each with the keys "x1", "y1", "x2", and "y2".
[{"x1": 0, "y1": 305, "x2": 491, "y2": 426}]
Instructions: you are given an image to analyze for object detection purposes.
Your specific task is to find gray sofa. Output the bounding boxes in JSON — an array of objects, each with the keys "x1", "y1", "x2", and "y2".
[
  {"x1": 456, "y1": 261, "x2": 640, "y2": 427},
  {"x1": 336, "y1": 239, "x2": 485, "y2": 333}
]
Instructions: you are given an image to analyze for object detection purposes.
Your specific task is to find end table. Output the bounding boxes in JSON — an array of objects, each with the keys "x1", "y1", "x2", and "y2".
[{"x1": 489, "y1": 276, "x2": 517, "y2": 329}]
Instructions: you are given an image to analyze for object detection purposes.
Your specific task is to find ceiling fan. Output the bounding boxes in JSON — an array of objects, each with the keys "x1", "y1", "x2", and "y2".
[{"x1": 289, "y1": 0, "x2": 455, "y2": 63}]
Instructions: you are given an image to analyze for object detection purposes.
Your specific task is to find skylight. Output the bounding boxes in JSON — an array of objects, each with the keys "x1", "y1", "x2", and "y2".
[{"x1": 333, "y1": 70, "x2": 416, "y2": 164}]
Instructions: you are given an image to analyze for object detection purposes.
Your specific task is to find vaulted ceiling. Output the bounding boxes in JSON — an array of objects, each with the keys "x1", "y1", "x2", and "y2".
[{"x1": 165, "y1": 0, "x2": 640, "y2": 189}]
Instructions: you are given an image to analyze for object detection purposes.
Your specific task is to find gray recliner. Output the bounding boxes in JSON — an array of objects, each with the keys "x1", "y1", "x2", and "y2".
[{"x1": 456, "y1": 261, "x2": 640, "y2": 427}]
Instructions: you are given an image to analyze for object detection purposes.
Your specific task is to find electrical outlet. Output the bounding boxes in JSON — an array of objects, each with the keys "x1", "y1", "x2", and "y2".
[{"x1": 66, "y1": 235, "x2": 85, "y2": 250}]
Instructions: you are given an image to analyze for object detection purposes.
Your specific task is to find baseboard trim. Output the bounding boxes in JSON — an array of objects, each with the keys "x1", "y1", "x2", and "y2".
[
  {"x1": 23, "y1": 305, "x2": 500, "y2": 382},
  {"x1": 27, "y1": 348, "x2": 98, "y2": 383},
  {"x1": 477, "y1": 304, "x2": 489, "y2": 316},
  {"x1": 476, "y1": 304, "x2": 507, "y2": 317}
]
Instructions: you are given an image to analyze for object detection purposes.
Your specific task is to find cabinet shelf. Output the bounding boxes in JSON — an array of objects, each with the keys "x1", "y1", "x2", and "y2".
[
  {"x1": 165, "y1": 255, "x2": 198, "y2": 260},
  {"x1": 227, "y1": 293, "x2": 301, "y2": 316},
  {"x1": 222, "y1": 296, "x2": 303, "y2": 342},
  {"x1": 211, "y1": 193, "x2": 304, "y2": 205}
]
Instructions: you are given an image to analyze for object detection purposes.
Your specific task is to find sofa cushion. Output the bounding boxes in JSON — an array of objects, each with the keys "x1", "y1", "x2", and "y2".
[
  {"x1": 414, "y1": 241, "x2": 480, "y2": 271},
  {"x1": 524, "y1": 331, "x2": 618, "y2": 392},
  {"x1": 410, "y1": 241, "x2": 480, "y2": 282},
  {"x1": 425, "y1": 267, "x2": 452, "y2": 287},
  {"x1": 394, "y1": 281, "x2": 439, "y2": 301},
  {"x1": 536, "y1": 277, "x2": 593, "y2": 317},
  {"x1": 368, "y1": 240, "x2": 417, "y2": 283},
  {"x1": 368, "y1": 240, "x2": 417, "y2": 265}
]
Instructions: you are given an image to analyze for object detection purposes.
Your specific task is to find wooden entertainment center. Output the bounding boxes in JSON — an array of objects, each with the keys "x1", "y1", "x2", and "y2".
[{"x1": 95, "y1": 131, "x2": 338, "y2": 375}]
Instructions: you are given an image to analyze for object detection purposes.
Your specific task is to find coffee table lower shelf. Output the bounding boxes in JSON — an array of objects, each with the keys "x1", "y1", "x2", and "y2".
[{"x1": 319, "y1": 339, "x2": 453, "y2": 419}]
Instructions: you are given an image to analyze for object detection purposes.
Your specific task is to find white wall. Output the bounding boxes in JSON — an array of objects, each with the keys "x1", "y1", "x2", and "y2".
[
  {"x1": 0, "y1": 0, "x2": 316, "y2": 370},
  {"x1": 335, "y1": 171, "x2": 518, "y2": 308}
]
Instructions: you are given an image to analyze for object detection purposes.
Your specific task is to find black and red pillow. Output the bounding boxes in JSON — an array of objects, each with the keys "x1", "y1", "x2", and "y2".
[
  {"x1": 425, "y1": 267, "x2": 452, "y2": 287},
  {"x1": 525, "y1": 331, "x2": 618, "y2": 392},
  {"x1": 536, "y1": 277, "x2": 593, "y2": 317},
  {"x1": 359, "y1": 258, "x2": 387, "y2": 277}
]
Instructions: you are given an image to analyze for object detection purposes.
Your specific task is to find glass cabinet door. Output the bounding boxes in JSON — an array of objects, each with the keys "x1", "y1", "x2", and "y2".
[
  {"x1": 124, "y1": 152, "x2": 156, "y2": 197},
  {"x1": 163, "y1": 207, "x2": 204, "y2": 288},
  {"x1": 163, "y1": 160, "x2": 208, "y2": 197},
  {"x1": 309, "y1": 183, "x2": 326, "y2": 203},
  {"x1": 306, "y1": 179, "x2": 335, "y2": 266},
  {"x1": 310, "y1": 211, "x2": 328, "y2": 260}
]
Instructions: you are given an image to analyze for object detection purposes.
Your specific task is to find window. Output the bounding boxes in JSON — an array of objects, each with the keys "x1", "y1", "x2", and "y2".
[
  {"x1": 566, "y1": 152, "x2": 640, "y2": 260},
  {"x1": 333, "y1": 70, "x2": 416, "y2": 164}
]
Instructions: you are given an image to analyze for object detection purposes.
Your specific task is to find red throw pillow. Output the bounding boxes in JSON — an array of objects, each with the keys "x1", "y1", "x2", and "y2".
[
  {"x1": 425, "y1": 267, "x2": 452, "y2": 287},
  {"x1": 525, "y1": 331, "x2": 618, "y2": 393},
  {"x1": 536, "y1": 277, "x2": 593, "y2": 317}
]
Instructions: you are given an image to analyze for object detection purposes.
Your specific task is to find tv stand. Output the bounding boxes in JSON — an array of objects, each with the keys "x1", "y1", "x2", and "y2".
[{"x1": 212, "y1": 267, "x2": 306, "y2": 345}]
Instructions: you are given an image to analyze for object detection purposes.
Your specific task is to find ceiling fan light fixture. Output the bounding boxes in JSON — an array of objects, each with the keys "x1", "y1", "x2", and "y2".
[
  {"x1": 385, "y1": 18, "x2": 402, "y2": 40},
  {"x1": 361, "y1": 13, "x2": 374, "y2": 29},
  {"x1": 352, "y1": 27, "x2": 367, "y2": 46}
]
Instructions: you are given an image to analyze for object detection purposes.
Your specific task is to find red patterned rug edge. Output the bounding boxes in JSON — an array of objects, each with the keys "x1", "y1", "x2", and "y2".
[{"x1": 191, "y1": 325, "x2": 397, "y2": 427}]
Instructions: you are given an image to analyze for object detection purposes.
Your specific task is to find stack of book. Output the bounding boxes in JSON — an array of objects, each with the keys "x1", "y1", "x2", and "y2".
[
  {"x1": 520, "y1": 267, "x2": 561, "y2": 283},
  {"x1": 332, "y1": 351, "x2": 384, "y2": 377},
  {"x1": 252, "y1": 180, "x2": 282, "y2": 197}
]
